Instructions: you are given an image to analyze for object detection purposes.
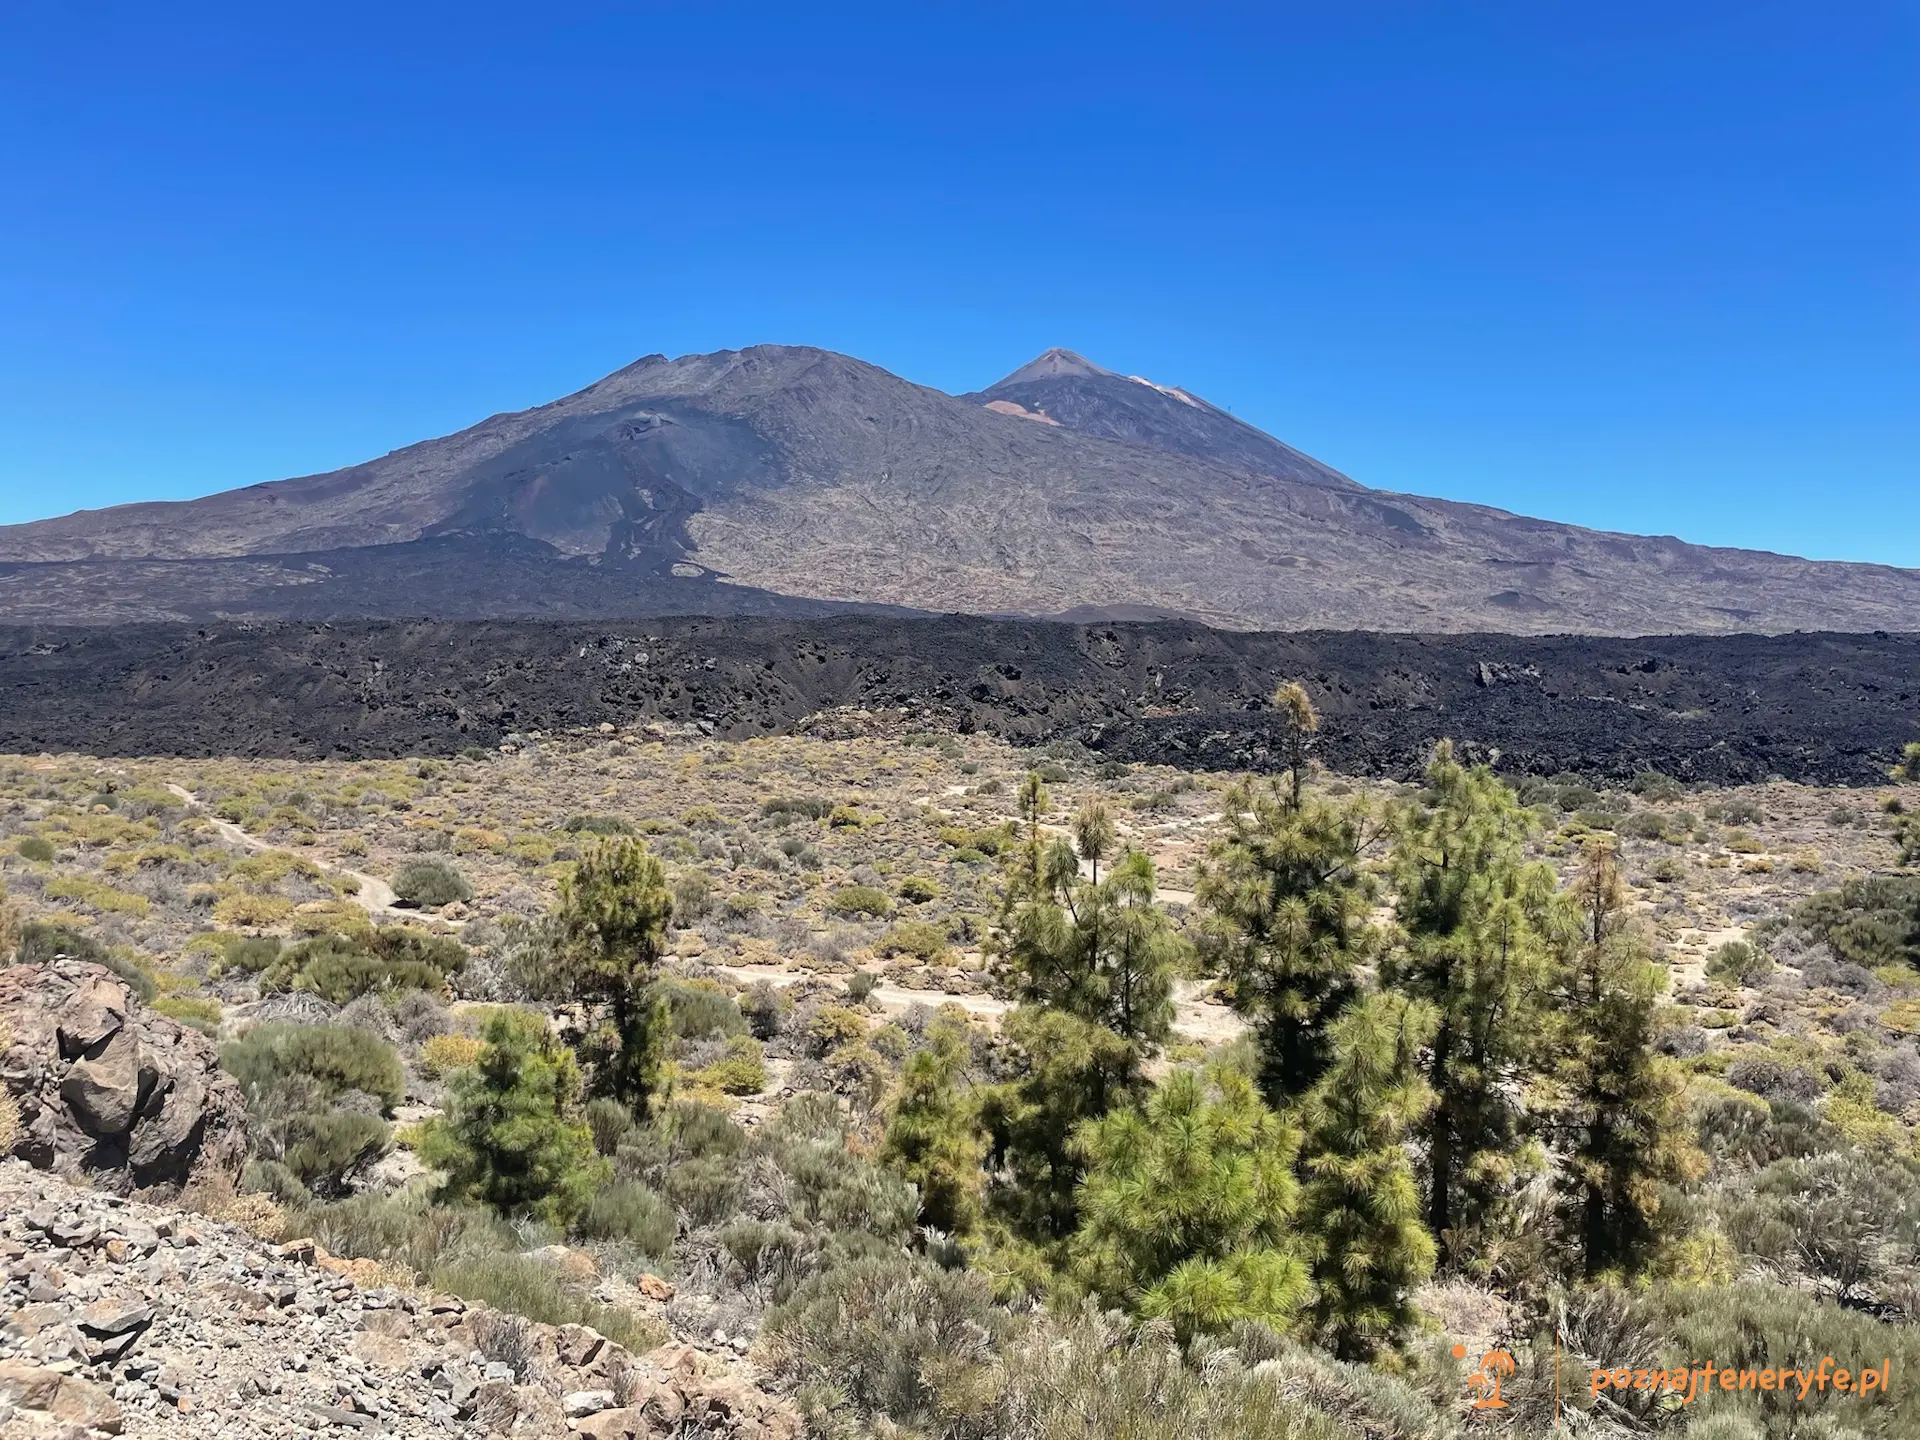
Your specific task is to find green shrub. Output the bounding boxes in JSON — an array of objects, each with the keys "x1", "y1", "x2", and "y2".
[
  {"x1": 1630, "y1": 771, "x2": 1685, "y2": 800},
  {"x1": 217, "y1": 934, "x2": 284, "y2": 975},
  {"x1": 1792, "y1": 875, "x2": 1920, "y2": 970},
  {"x1": 221, "y1": 1022, "x2": 404, "y2": 1112},
  {"x1": 878, "y1": 920, "x2": 949, "y2": 963},
  {"x1": 761, "y1": 796, "x2": 834, "y2": 821},
  {"x1": 741, "y1": 980, "x2": 788, "y2": 1040},
  {"x1": 896, "y1": 875, "x2": 941, "y2": 904},
  {"x1": 259, "y1": 926, "x2": 466, "y2": 1003},
  {"x1": 392, "y1": 857, "x2": 471, "y2": 908},
  {"x1": 241, "y1": 1158, "x2": 312, "y2": 1208},
  {"x1": 846, "y1": 970, "x2": 880, "y2": 1004},
  {"x1": 573, "y1": 1180, "x2": 674, "y2": 1255},
  {"x1": 762, "y1": 1254, "x2": 1007, "y2": 1436},
  {"x1": 287, "y1": 1190, "x2": 521, "y2": 1277},
  {"x1": 802, "y1": 1004, "x2": 869, "y2": 1057},
  {"x1": 827, "y1": 884, "x2": 892, "y2": 919},
  {"x1": 585, "y1": 1096, "x2": 634, "y2": 1156},
  {"x1": 280, "y1": 1110, "x2": 390, "y2": 1197},
  {"x1": 562, "y1": 813, "x2": 632, "y2": 835},
  {"x1": 14, "y1": 836, "x2": 53, "y2": 863},
  {"x1": 651, "y1": 977, "x2": 747, "y2": 1039},
  {"x1": 1610, "y1": 1282, "x2": 1920, "y2": 1438},
  {"x1": 663, "y1": 1154, "x2": 743, "y2": 1225},
  {"x1": 698, "y1": 1034, "x2": 768, "y2": 1095},
  {"x1": 1705, "y1": 940, "x2": 1773, "y2": 987}
]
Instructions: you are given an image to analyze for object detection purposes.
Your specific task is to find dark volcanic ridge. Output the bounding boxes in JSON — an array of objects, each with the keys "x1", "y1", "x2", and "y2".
[
  {"x1": 2, "y1": 617, "x2": 1914, "y2": 786},
  {"x1": 2, "y1": 344, "x2": 1916, "y2": 634}
]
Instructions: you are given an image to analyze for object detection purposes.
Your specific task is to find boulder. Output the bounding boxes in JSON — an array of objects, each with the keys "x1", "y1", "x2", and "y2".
[
  {"x1": 0, "y1": 1359, "x2": 125, "y2": 1433},
  {"x1": 0, "y1": 960, "x2": 247, "y2": 1191}
]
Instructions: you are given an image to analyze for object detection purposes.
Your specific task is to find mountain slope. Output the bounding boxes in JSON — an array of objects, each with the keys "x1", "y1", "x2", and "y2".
[
  {"x1": 965, "y1": 347, "x2": 1360, "y2": 491},
  {"x1": 1, "y1": 345, "x2": 1915, "y2": 634}
]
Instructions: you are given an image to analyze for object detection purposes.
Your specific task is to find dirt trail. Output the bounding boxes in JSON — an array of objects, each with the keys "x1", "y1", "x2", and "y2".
[
  {"x1": 165, "y1": 781, "x2": 401, "y2": 914},
  {"x1": 705, "y1": 962, "x2": 1243, "y2": 1044}
]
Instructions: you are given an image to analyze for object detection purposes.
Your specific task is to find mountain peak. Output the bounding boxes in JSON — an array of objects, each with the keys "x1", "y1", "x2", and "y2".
[{"x1": 990, "y1": 348, "x2": 1115, "y2": 387}]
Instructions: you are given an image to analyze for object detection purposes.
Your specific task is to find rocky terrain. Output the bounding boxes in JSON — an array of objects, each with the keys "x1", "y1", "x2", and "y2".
[
  {"x1": 2, "y1": 345, "x2": 1916, "y2": 633},
  {"x1": 0, "y1": 1156, "x2": 796, "y2": 1440},
  {"x1": 0, "y1": 618, "x2": 1914, "y2": 785}
]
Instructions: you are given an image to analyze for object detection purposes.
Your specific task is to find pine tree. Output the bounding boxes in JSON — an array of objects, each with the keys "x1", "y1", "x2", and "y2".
[
  {"x1": 998, "y1": 839, "x2": 1181, "y2": 1051},
  {"x1": 420, "y1": 1007, "x2": 607, "y2": 1227},
  {"x1": 1385, "y1": 741, "x2": 1557, "y2": 1263},
  {"x1": 553, "y1": 836, "x2": 674, "y2": 1112},
  {"x1": 1198, "y1": 782, "x2": 1387, "y2": 1104},
  {"x1": 1070, "y1": 1066, "x2": 1312, "y2": 1340},
  {"x1": 1072, "y1": 800, "x2": 1119, "y2": 883},
  {"x1": 880, "y1": 1019, "x2": 987, "y2": 1239},
  {"x1": 1549, "y1": 838, "x2": 1703, "y2": 1277},
  {"x1": 1297, "y1": 992, "x2": 1439, "y2": 1360},
  {"x1": 1271, "y1": 680, "x2": 1321, "y2": 810},
  {"x1": 979, "y1": 1006, "x2": 1140, "y2": 1243}
]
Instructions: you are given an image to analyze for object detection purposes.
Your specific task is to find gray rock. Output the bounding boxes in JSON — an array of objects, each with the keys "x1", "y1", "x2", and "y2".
[{"x1": 1, "y1": 961, "x2": 247, "y2": 1191}]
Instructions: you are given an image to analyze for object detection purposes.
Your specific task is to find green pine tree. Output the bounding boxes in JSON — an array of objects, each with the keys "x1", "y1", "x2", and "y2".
[
  {"x1": 1069, "y1": 1066, "x2": 1312, "y2": 1340},
  {"x1": 1297, "y1": 992, "x2": 1439, "y2": 1360},
  {"x1": 879, "y1": 1018, "x2": 987, "y2": 1239},
  {"x1": 419, "y1": 1007, "x2": 607, "y2": 1227},
  {"x1": 553, "y1": 836, "x2": 674, "y2": 1112},
  {"x1": 998, "y1": 840, "x2": 1182, "y2": 1051},
  {"x1": 1548, "y1": 838, "x2": 1703, "y2": 1277},
  {"x1": 1198, "y1": 781, "x2": 1387, "y2": 1104},
  {"x1": 1385, "y1": 740, "x2": 1558, "y2": 1264},
  {"x1": 979, "y1": 1005, "x2": 1141, "y2": 1244}
]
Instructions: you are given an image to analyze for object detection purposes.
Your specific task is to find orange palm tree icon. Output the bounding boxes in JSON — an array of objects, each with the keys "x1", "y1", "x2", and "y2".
[{"x1": 1453, "y1": 1344, "x2": 1516, "y2": 1409}]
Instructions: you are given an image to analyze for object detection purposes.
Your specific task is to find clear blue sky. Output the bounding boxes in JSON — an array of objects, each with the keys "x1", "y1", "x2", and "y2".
[{"x1": 2, "y1": 1, "x2": 1914, "y2": 564}]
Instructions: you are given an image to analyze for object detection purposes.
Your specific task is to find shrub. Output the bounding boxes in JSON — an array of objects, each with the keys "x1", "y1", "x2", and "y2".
[
  {"x1": 573, "y1": 1180, "x2": 675, "y2": 1255},
  {"x1": 217, "y1": 934, "x2": 284, "y2": 975},
  {"x1": 741, "y1": 980, "x2": 788, "y2": 1040},
  {"x1": 761, "y1": 1254, "x2": 1007, "y2": 1437},
  {"x1": 652, "y1": 977, "x2": 747, "y2": 1039},
  {"x1": 391, "y1": 857, "x2": 471, "y2": 908},
  {"x1": 419, "y1": 1008, "x2": 608, "y2": 1227},
  {"x1": 663, "y1": 1154, "x2": 743, "y2": 1225},
  {"x1": 697, "y1": 1034, "x2": 768, "y2": 1095},
  {"x1": 585, "y1": 1096, "x2": 635, "y2": 1156},
  {"x1": 1705, "y1": 940, "x2": 1773, "y2": 987},
  {"x1": 827, "y1": 804, "x2": 866, "y2": 829},
  {"x1": 878, "y1": 920, "x2": 949, "y2": 963},
  {"x1": 213, "y1": 892, "x2": 294, "y2": 928},
  {"x1": 761, "y1": 796, "x2": 834, "y2": 821},
  {"x1": 846, "y1": 970, "x2": 880, "y2": 1004},
  {"x1": 562, "y1": 813, "x2": 633, "y2": 836},
  {"x1": 827, "y1": 884, "x2": 892, "y2": 919},
  {"x1": 670, "y1": 871, "x2": 712, "y2": 922},
  {"x1": 221, "y1": 1023, "x2": 405, "y2": 1113},
  {"x1": 1792, "y1": 875, "x2": 1920, "y2": 970},
  {"x1": 896, "y1": 875, "x2": 941, "y2": 904},
  {"x1": 280, "y1": 1110, "x2": 390, "y2": 1197},
  {"x1": 418, "y1": 1032, "x2": 486, "y2": 1079},
  {"x1": 802, "y1": 1004, "x2": 869, "y2": 1057},
  {"x1": 1630, "y1": 771, "x2": 1684, "y2": 800},
  {"x1": 14, "y1": 836, "x2": 53, "y2": 863}
]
